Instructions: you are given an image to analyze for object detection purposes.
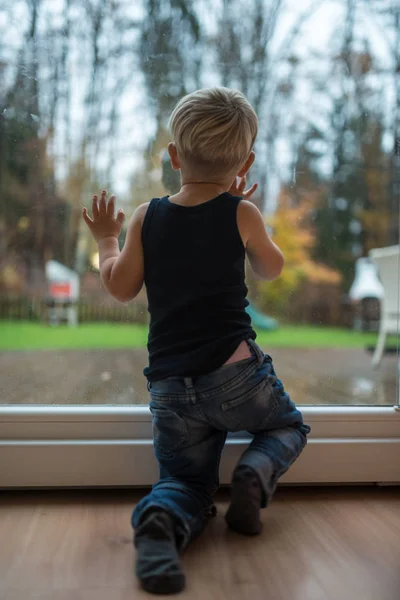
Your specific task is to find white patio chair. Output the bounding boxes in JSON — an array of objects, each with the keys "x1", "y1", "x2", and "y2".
[
  {"x1": 369, "y1": 245, "x2": 400, "y2": 367},
  {"x1": 349, "y1": 257, "x2": 384, "y2": 330}
]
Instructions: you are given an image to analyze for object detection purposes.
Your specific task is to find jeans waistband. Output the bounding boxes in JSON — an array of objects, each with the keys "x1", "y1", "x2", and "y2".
[{"x1": 147, "y1": 339, "x2": 264, "y2": 392}]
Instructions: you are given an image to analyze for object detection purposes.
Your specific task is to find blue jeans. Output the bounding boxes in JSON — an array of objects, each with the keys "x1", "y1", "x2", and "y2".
[{"x1": 132, "y1": 340, "x2": 310, "y2": 548}]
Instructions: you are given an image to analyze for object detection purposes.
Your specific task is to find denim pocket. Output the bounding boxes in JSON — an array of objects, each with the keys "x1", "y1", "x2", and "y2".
[
  {"x1": 221, "y1": 377, "x2": 270, "y2": 411},
  {"x1": 150, "y1": 405, "x2": 188, "y2": 460},
  {"x1": 149, "y1": 392, "x2": 191, "y2": 404},
  {"x1": 220, "y1": 377, "x2": 279, "y2": 432}
]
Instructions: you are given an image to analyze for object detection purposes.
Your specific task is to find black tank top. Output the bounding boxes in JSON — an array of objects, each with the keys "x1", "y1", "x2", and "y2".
[{"x1": 142, "y1": 193, "x2": 256, "y2": 381}]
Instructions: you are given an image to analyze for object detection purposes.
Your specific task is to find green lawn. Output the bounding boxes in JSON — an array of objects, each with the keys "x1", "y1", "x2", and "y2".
[{"x1": 0, "y1": 321, "x2": 394, "y2": 351}]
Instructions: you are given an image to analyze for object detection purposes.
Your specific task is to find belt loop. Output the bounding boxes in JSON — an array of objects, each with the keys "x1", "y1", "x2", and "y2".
[
  {"x1": 184, "y1": 377, "x2": 194, "y2": 389},
  {"x1": 248, "y1": 339, "x2": 264, "y2": 365},
  {"x1": 184, "y1": 377, "x2": 196, "y2": 404}
]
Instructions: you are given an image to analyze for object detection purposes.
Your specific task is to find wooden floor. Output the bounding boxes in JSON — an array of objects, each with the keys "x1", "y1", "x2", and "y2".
[{"x1": 0, "y1": 487, "x2": 399, "y2": 600}]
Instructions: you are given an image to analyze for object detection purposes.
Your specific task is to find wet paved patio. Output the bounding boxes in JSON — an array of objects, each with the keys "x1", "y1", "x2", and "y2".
[{"x1": 0, "y1": 347, "x2": 397, "y2": 406}]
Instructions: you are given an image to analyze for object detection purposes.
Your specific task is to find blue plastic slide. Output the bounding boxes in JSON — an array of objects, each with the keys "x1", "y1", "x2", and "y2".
[{"x1": 246, "y1": 303, "x2": 279, "y2": 331}]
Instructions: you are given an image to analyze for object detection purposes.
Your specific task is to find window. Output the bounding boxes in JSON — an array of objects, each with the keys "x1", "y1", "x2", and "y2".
[{"x1": 1, "y1": 0, "x2": 399, "y2": 487}]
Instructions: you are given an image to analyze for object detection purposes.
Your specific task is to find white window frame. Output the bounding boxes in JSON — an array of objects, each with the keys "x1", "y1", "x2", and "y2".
[{"x1": 1, "y1": 405, "x2": 399, "y2": 488}]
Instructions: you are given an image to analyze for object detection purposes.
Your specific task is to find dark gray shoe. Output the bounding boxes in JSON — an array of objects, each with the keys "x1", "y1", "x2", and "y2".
[
  {"x1": 225, "y1": 465, "x2": 263, "y2": 535},
  {"x1": 135, "y1": 510, "x2": 185, "y2": 595}
]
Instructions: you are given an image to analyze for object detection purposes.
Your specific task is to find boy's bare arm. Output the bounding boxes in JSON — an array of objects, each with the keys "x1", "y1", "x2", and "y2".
[
  {"x1": 98, "y1": 205, "x2": 147, "y2": 302},
  {"x1": 237, "y1": 200, "x2": 284, "y2": 280},
  {"x1": 83, "y1": 189, "x2": 148, "y2": 302}
]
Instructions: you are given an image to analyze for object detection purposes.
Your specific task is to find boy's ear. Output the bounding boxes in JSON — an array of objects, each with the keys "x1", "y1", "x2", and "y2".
[
  {"x1": 168, "y1": 142, "x2": 181, "y2": 171},
  {"x1": 238, "y1": 151, "x2": 255, "y2": 177}
]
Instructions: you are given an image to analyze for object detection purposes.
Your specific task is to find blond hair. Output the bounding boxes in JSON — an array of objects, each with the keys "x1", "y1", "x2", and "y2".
[{"x1": 169, "y1": 87, "x2": 258, "y2": 173}]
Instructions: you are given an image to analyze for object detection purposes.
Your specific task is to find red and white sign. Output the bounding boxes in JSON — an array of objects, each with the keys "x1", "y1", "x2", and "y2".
[{"x1": 50, "y1": 282, "x2": 72, "y2": 298}]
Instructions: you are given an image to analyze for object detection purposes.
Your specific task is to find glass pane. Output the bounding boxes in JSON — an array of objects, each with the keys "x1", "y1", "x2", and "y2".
[{"x1": 0, "y1": 0, "x2": 398, "y2": 406}]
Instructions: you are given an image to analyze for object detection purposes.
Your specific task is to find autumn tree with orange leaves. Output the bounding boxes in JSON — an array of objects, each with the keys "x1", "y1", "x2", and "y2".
[{"x1": 255, "y1": 187, "x2": 341, "y2": 318}]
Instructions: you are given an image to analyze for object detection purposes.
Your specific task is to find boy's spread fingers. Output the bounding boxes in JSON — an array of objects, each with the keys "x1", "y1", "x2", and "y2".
[
  {"x1": 243, "y1": 183, "x2": 258, "y2": 199},
  {"x1": 82, "y1": 207, "x2": 93, "y2": 226},
  {"x1": 92, "y1": 195, "x2": 99, "y2": 217},
  {"x1": 99, "y1": 189, "x2": 107, "y2": 215},
  {"x1": 107, "y1": 195, "x2": 115, "y2": 217},
  {"x1": 116, "y1": 209, "x2": 125, "y2": 225}
]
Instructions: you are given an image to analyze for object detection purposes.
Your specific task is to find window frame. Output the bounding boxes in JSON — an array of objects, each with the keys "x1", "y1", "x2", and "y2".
[{"x1": 1, "y1": 404, "x2": 399, "y2": 488}]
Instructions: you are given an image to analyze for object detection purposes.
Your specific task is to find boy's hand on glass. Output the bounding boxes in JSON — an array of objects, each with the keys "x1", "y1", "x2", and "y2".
[
  {"x1": 82, "y1": 189, "x2": 125, "y2": 242},
  {"x1": 229, "y1": 176, "x2": 258, "y2": 200}
]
